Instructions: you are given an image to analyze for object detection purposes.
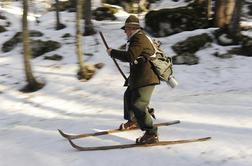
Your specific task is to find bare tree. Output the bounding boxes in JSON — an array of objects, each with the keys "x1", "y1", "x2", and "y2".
[
  {"x1": 21, "y1": 0, "x2": 44, "y2": 92},
  {"x1": 214, "y1": 0, "x2": 243, "y2": 42},
  {"x1": 76, "y1": 0, "x2": 96, "y2": 80},
  {"x1": 214, "y1": 0, "x2": 236, "y2": 28},
  {"x1": 207, "y1": 0, "x2": 212, "y2": 20},
  {"x1": 228, "y1": 0, "x2": 243, "y2": 38},
  {"x1": 55, "y1": 0, "x2": 66, "y2": 30},
  {"x1": 83, "y1": 0, "x2": 96, "y2": 36}
]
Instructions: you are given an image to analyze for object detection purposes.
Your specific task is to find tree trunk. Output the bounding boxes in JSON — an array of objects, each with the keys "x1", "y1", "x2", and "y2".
[
  {"x1": 213, "y1": 0, "x2": 243, "y2": 45},
  {"x1": 228, "y1": 0, "x2": 243, "y2": 38},
  {"x1": 195, "y1": 0, "x2": 206, "y2": 5},
  {"x1": 207, "y1": 0, "x2": 212, "y2": 20},
  {"x1": 69, "y1": 0, "x2": 77, "y2": 9},
  {"x1": 76, "y1": 0, "x2": 96, "y2": 80},
  {"x1": 214, "y1": 0, "x2": 236, "y2": 28},
  {"x1": 83, "y1": 0, "x2": 96, "y2": 36},
  {"x1": 76, "y1": 0, "x2": 84, "y2": 71},
  {"x1": 55, "y1": 0, "x2": 66, "y2": 30},
  {"x1": 22, "y1": 0, "x2": 44, "y2": 92}
]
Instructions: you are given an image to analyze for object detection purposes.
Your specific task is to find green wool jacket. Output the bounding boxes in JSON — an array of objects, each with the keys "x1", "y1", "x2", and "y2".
[{"x1": 110, "y1": 30, "x2": 160, "y2": 89}]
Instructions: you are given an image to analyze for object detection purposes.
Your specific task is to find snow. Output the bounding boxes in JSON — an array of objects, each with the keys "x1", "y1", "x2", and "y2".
[{"x1": 1, "y1": 1, "x2": 252, "y2": 166}]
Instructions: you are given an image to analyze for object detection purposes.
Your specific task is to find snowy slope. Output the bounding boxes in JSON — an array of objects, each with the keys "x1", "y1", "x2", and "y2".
[{"x1": 0, "y1": 1, "x2": 252, "y2": 166}]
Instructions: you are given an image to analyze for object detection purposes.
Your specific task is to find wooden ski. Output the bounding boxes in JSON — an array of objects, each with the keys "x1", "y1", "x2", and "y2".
[
  {"x1": 68, "y1": 137, "x2": 211, "y2": 151},
  {"x1": 58, "y1": 120, "x2": 180, "y2": 140}
]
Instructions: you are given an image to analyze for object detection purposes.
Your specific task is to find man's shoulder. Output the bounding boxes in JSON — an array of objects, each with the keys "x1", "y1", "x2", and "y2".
[{"x1": 132, "y1": 30, "x2": 148, "y2": 41}]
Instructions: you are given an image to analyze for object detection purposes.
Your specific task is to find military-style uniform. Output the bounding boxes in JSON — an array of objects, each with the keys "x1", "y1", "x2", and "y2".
[{"x1": 110, "y1": 29, "x2": 160, "y2": 135}]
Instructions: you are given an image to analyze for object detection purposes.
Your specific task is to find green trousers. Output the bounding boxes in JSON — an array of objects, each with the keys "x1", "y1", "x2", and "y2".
[{"x1": 124, "y1": 85, "x2": 157, "y2": 134}]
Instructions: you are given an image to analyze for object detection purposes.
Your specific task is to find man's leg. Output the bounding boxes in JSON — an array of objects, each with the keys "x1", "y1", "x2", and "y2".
[
  {"x1": 119, "y1": 87, "x2": 138, "y2": 130},
  {"x1": 123, "y1": 87, "x2": 135, "y2": 121},
  {"x1": 131, "y1": 85, "x2": 157, "y2": 135}
]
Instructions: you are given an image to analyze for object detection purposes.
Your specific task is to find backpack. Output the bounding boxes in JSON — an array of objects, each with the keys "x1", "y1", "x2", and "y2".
[{"x1": 145, "y1": 36, "x2": 178, "y2": 88}]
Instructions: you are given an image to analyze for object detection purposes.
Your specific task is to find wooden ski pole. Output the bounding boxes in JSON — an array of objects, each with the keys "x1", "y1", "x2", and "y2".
[{"x1": 99, "y1": 31, "x2": 127, "y2": 81}]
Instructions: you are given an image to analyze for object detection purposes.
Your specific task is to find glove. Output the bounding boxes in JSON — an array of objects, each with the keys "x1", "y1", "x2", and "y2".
[{"x1": 107, "y1": 48, "x2": 112, "y2": 56}]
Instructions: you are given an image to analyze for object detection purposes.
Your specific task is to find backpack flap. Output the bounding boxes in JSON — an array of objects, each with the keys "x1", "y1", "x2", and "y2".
[{"x1": 150, "y1": 53, "x2": 173, "y2": 81}]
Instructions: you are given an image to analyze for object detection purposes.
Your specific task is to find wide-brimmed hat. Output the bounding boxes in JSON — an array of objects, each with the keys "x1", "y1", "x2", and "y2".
[{"x1": 121, "y1": 15, "x2": 141, "y2": 30}]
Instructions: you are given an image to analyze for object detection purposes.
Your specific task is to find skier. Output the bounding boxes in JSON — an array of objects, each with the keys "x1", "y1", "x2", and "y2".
[{"x1": 107, "y1": 15, "x2": 160, "y2": 144}]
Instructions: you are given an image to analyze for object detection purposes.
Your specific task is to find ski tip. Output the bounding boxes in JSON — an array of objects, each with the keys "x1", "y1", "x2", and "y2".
[
  {"x1": 57, "y1": 129, "x2": 63, "y2": 134},
  {"x1": 68, "y1": 138, "x2": 81, "y2": 150},
  {"x1": 58, "y1": 129, "x2": 68, "y2": 138},
  {"x1": 171, "y1": 120, "x2": 180, "y2": 124},
  {"x1": 200, "y1": 137, "x2": 211, "y2": 141}
]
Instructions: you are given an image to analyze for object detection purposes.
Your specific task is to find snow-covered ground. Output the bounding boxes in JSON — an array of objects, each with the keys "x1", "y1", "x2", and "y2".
[{"x1": 0, "y1": 1, "x2": 252, "y2": 166}]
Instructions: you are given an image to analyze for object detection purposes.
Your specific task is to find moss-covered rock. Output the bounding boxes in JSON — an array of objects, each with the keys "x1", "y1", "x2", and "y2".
[
  {"x1": 31, "y1": 40, "x2": 61, "y2": 58},
  {"x1": 145, "y1": 2, "x2": 210, "y2": 37},
  {"x1": 248, "y1": 4, "x2": 252, "y2": 16},
  {"x1": 229, "y1": 36, "x2": 252, "y2": 57},
  {"x1": 103, "y1": 0, "x2": 151, "y2": 13},
  {"x1": 172, "y1": 52, "x2": 199, "y2": 65},
  {"x1": 213, "y1": 28, "x2": 241, "y2": 46},
  {"x1": 1, "y1": 31, "x2": 60, "y2": 58},
  {"x1": 92, "y1": 7, "x2": 117, "y2": 21},
  {"x1": 61, "y1": 33, "x2": 72, "y2": 38},
  {"x1": 44, "y1": 54, "x2": 63, "y2": 61},
  {"x1": 172, "y1": 33, "x2": 212, "y2": 54},
  {"x1": 49, "y1": 0, "x2": 71, "y2": 11},
  {"x1": 2, "y1": 31, "x2": 44, "y2": 52},
  {"x1": 214, "y1": 52, "x2": 233, "y2": 59},
  {"x1": 0, "y1": 25, "x2": 7, "y2": 33},
  {"x1": 0, "y1": 15, "x2": 7, "y2": 20},
  {"x1": 2, "y1": 32, "x2": 22, "y2": 52}
]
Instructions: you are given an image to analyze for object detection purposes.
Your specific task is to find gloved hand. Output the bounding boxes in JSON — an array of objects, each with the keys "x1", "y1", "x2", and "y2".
[
  {"x1": 107, "y1": 48, "x2": 112, "y2": 56},
  {"x1": 134, "y1": 56, "x2": 147, "y2": 64}
]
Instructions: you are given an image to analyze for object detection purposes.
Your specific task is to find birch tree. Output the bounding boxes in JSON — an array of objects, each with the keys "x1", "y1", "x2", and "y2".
[
  {"x1": 21, "y1": 0, "x2": 44, "y2": 92},
  {"x1": 55, "y1": 0, "x2": 66, "y2": 30},
  {"x1": 83, "y1": 0, "x2": 96, "y2": 36},
  {"x1": 76, "y1": 0, "x2": 96, "y2": 80},
  {"x1": 214, "y1": 0, "x2": 243, "y2": 42}
]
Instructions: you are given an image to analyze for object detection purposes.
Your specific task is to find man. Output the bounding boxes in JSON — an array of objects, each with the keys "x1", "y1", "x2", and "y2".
[{"x1": 107, "y1": 15, "x2": 160, "y2": 144}]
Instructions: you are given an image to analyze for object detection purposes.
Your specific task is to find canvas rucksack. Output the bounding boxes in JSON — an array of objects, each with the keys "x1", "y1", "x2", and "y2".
[{"x1": 145, "y1": 36, "x2": 178, "y2": 88}]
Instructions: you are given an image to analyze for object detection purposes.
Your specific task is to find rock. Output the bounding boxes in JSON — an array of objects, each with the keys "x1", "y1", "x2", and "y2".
[
  {"x1": 92, "y1": 7, "x2": 117, "y2": 21},
  {"x1": 0, "y1": 25, "x2": 7, "y2": 33},
  {"x1": 2, "y1": 32, "x2": 22, "y2": 52},
  {"x1": 172, "y1": 52, "x2": 199, "y2": 65},
  {"x1": 31, "y1": 40, "x2": 61, "y2": 58},
  {"x1": 2, "y1": 31, "x2": 44, "y2": 52},
  {"x1": 145, "y1": 2, "x2": 210, "y2": 37},
  {"x1": 44, "y1": 54, "x2": 63, "y2": 61},
  {"x1": 1, "y1": 30, "x2": 59, "y2": 58},
  {"x1": 229, "y1": 36, "x2": 252, "y2": 57},
  {"x1": 0, "y1": 14, "x2": 7, "y2": 20},
  {"x1": 248, "y1": 4, "x2": 252, "y2": 16},
  {"x1": 213, "y1": 28, "x2": 239, "y2": 46},
  {"x1": 172, "y1": 33, "x2": 212, "y2": 54},
  {"x1": 49, "y1": 0, "x2": 71, "y2": 11},
  {"x1": 94, "y1": 63, "x2": 105, "y2": 69},
  {"x1": 214, "y1": 52, "x2": 233, "y2": 59},
  {"x1": 62, "y1": 33, "x2": 72, "y2": 38}
]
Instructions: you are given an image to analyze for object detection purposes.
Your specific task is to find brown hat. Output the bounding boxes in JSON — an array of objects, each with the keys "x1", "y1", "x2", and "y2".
[{"x1": 121, "y1": 15, "x2": 141, "y2": 30}]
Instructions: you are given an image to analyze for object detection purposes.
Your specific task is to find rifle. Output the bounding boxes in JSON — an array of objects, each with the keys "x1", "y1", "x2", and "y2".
[{"x1": 99, "y1": 32, "x2": 127, "y2": 81}]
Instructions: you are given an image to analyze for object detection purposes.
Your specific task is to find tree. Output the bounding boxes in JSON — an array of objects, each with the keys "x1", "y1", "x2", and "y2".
[
  {"x1": 228, "y1": 0, "x2": 243, "y2": 38},
  {"x1": 76, "y1": 0, "x2": 96, "y2": 80},
  {"x1": 214, "y1": 0, "x2": 243, "y2": 43},
  {"x1": 83, "y1": 0, "x2": 96, "y2": 36},
  {"x1": 55, "y1": 0, "x2": 66, "y2": 30},
  {"x1": 21, "y1": 0, "x2": 44, "y2": 92},
  {"x1": 214, "y1": 0, "x2": 235, "y2": 28}
]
